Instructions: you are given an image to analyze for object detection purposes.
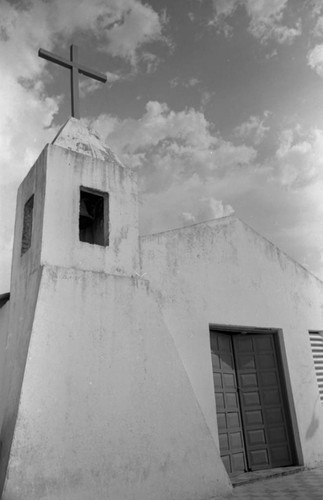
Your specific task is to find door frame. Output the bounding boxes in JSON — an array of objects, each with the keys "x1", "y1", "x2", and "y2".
[{"x1": 209, "y1": 323, "x2": 303, "y2": 469}]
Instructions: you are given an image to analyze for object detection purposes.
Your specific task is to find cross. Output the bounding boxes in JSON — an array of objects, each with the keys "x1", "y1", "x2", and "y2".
[{"x1": 38, "y1": 44, "x2": 107, "y2": 119}]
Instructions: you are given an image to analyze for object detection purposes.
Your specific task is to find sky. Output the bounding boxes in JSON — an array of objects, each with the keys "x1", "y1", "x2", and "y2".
[{"x1": 1, "y1": 0, "x2": 323, "y2": 293}]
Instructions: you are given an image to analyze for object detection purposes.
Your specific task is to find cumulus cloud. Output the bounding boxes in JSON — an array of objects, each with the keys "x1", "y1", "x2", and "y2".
[
  {"x1": 186, "y1": 77, "x2": 200, "y2": 87},
  {"x1": 169, "y1": 77, "x2": 200, "y2": 88},
  {"x1": 0, "y1": 0, "x2": 167, "y2": 71},
  {"x1": 179, "y1": 196, "x2": 234, "y2": 228},
  {"x1": 89, "y1": 101, "x2": 256, "y2": 174},
  {"x1": 79, "y1": 79, "x2": 103, "y2": 98},
  {"x1": 105, "y1": 71, "x2": 123, "y2": 83},
  {"x1": 261, "y1": 125, "x2": 323, "y2": 276},
  {"x1": 188, "y1": 12, "x2": 195, "y2": 22},
  {"x1": 181, "y1": 212, "x2": 196, "y2": 224},
  {"x1": 86, "y1": 101, "x2": 254, "y2": 234},
  {"x1": 249, "y1": 18, "x2": 301, "y2": 44},
  {"x1": 234, "y1": 112, "x2": 270, "y2": 145},
  {"x1": 273, "y1": 126, "x2": 323, "y2": 188},
  {"x1": 130, "y1": 108, "x2": 323, "y2": 279},
  {"x1": 310, "y1": 0, "x2": 323, "y2": 17},
  {"x1": 79, "y1": 70, "x2": 122, "y2": 97},
  {"x1": 211, "y1": 0, "x2": 302, "y2": 44},
  {"x1": 313, "y1": 15, "x2": 323, "y2": 36},
  {"x1": 207, "y1": 197, "x2": 234, "y2": 218},
  {"x1": 137, "y1": 175, "x2": 237, "y2": 235},
  {"x1": 307, "y1": 44, "x2": 323, "y2": 76},
  {"x1": 101, "y1": 0, "x2": 167, "y2": 64}
]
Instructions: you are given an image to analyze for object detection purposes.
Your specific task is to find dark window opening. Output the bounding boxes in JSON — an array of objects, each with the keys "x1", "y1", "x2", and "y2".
[
  {"x1": 79, "y1": 187, "x2": 109, "y2": 246},
  {"x1": 21, "y1": 195, "x2": 34, "y2": 255}
]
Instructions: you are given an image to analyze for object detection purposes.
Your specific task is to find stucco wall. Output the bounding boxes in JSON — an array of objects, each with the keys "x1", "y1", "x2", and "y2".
[
  {"x1": 0, "y1": 267, "x2": 42, "y2": 497},
  {"x1": 2, "y1": 266, "x2": 231, "y2": 500},
  {"x1": 140, "y1": 216, "x2": 323, "y2": 467},
  {"x1": 10, "y1": 148, "x2": 47, "y2": 281},
  {"x1": 0, "y1": 152, "x2": 48, "y2": 495},
  {"x1": 0, "y1": 301, "x2": 9, "y2": 429},
  {"x1": 41, "y1": 145, "x2": 139, "y2": 277}
]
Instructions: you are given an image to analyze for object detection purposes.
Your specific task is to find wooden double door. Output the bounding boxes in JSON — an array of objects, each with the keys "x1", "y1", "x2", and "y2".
[{"x1": 210, "y1": 330, "x2": 293, "y2": 475}]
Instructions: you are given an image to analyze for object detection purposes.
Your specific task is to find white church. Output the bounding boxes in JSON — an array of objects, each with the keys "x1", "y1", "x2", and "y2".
[{"x1": 0, "y1": 91, "x2": 323, "y2": 500}]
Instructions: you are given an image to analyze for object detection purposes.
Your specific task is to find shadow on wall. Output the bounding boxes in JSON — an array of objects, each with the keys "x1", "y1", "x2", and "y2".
[{"x1": 305, "y1": 397, "x2": 320, "y2": 440}]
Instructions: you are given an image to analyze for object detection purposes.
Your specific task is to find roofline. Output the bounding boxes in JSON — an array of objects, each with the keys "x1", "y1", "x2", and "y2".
[
  {"x1": 235, "y1": 217, "x2": 323, "y2": 285},
  {"x1": 140, "y1": 214, "x2": 236, "y2": 239},
  {"x1": 140, "y1": 214, "x2": 323, "y2": 284}
]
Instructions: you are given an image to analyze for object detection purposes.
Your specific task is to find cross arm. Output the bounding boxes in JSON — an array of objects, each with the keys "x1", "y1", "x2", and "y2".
[
  {"x1": 38, "y1": 48, "x2": 72, "y2": 70},
  {"x1": 77, "y1": 64, "x2": 107, "y2": 83},
  {"x1": 38, "y1": 49, "x2": 107, "y2": 83}
]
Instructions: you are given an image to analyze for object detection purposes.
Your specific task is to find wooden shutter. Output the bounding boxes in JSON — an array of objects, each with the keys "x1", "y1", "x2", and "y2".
[{"x1": 309, "y1": 331, "x2": 323, "y2": 403}]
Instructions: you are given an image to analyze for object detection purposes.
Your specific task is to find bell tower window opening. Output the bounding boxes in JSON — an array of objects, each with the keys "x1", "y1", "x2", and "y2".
[
  {"x1": 79, "y1": 187, "x2": 109, "y2": 246},
  {"x1": 21, "y1": 195, "x2": 34, "y2": 255}
]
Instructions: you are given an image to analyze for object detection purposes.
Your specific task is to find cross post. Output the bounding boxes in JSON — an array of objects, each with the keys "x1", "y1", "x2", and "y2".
[{"x1": 38, "y1": 44, "x2": 107, "y2": 119}]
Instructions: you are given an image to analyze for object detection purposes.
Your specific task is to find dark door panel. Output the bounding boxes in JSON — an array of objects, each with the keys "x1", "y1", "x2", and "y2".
[
  {"x1": 233, "y1": 333, "x2": 293, "y2": 471},
  {"x1": 210, "y1": 332, "x2": 247, "y2": 475},
  {"x1": 211, "y1": 330, "x2": 293, "y2": 475}
]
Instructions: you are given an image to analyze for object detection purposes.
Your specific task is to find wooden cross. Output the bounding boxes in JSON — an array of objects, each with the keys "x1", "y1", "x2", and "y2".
[{"x1": 38, "y1": 44, "x2": 107, "y2": 119}]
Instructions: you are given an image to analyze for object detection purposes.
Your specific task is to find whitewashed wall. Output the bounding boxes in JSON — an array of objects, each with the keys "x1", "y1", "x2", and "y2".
[{"x1": 140, "y1": 216, "x2": 323, "y2": 467}]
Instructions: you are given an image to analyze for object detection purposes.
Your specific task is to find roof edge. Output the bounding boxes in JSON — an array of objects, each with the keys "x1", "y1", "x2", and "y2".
[
  {"x1": 140, "y1": 214, "x2": 323, "y2": 284},
  {"x1": 140, "y1": 214, "x2": 236, "y2": 239}
]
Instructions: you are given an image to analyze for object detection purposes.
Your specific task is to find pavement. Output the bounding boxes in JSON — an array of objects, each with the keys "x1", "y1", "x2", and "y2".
[{"x1": 222, "y1": 465, "x2": 323, "y2": 500}]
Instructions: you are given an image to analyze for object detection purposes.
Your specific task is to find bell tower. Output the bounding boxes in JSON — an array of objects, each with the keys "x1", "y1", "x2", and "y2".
[{"x1": 10, "y1": 117, "x2": 139, "y2": 285}]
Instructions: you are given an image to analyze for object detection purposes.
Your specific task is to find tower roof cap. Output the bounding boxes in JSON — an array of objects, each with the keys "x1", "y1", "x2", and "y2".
[{"x1": 52, "y1": 117, "x2": 124, "y2": 166}]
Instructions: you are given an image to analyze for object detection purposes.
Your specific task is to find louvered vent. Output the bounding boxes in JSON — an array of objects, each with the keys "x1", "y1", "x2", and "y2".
[{"x1": 309, "y1": 331, "x2": 323, "y2": 403}]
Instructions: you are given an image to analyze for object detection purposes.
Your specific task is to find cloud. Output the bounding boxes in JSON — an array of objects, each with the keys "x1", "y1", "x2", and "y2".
[
  {"x1": 307, "y1": 44, "x2": 323, "y2": 76},
  {"x1": 170, "y1": 77, "x2": 179, "y2": 88},
  {"x1": 138, "y1": 175, "x2": 236, "y2": 235},
  {"x1": 187, "y1": 77, "x2": 200, "y2": 87},
  {"x1": 211, "y1": 0, "x2": 302, "y2": 44},
  {"x1": 0, "y1": 0, "x2": 167, "y2": 70},
  {"x1": 212, "y1": 0, "x2": 239, "y2": 18},
  {"x1": 234, "y1": 112, "x2": 270, "y2": 145},
  {"x1": 141, "y1": 52, "x2": 160, "y2": 73},
  {"x1": 105, "y1": 71, "x2": 123, "y2": 83},
  {"x1": 89, "y1": 101, "x2": 256, "y2": 176},
  {"x1": 86, "y1": 101, "x2": 254, "y2": 235},
  {"x1": 273, "y1": 126, "x2": 323, "y2": 188},
  {"x1": 43, "y1": 0, "x2": 167, "y2": 64},
  {"x1": 181, "y1": 212, "x2": 196, "y2": 224},
  {"x1": 313, "y1": 15, "x2": 323, "y2": 36},
  {"x1": 101, "y1": 0, "x2": 167, "y2": 65},
  {"x1": 79, "y1": 70, "x2": 122, "y2": 98},
  {"x1": 79, "y1": 79, "x2": 103, "y2": 98},
  {"x1": 248, "y1": 18, "x2": 302, "y2": 44},
  {"x1": 169, "y1": 77, "x2": 200, "y2": 88},
  {"x1": 179, "y1": 196, "x2": 234, "y2": 229},
  {"x1": 107, "y1": 107, "x2": 323, "y2": 278},
  {"x1": 206, "y1": 197, "x2": 234, "y2": 218},
  {"x1": 310, "y1": 0, "x2": 323, "y2": 17},
  {"x1": 200, "y1": 90, "x2": 215, "y2": 111},
  {"x1": 261, "y1": 125, "x2": 323, "y2": 276}
]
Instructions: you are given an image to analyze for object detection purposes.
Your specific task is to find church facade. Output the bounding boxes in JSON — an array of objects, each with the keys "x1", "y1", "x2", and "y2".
[{"x1": 0, "y1": 118, "x2": 322, "y2": 500}]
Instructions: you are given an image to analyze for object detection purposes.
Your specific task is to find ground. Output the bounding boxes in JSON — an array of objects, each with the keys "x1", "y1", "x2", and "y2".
[{"x1": 223, "y1": 465, "x2": 323, "y2": 500}]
